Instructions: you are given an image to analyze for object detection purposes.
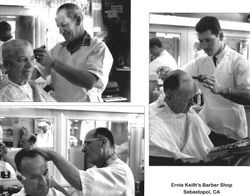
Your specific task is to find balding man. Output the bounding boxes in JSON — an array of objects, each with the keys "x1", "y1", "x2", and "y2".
[
  {"x1": 149, "y1": 70, "x2": 214, "y2": 165},
  {"x1": 13, "y1": 148, "x2": 71, "y2": 196},
  {"x1": 39, "y1": 127, "x2": 135, "y2": 196},
  {"x1": 34, "y1": 3, "x2": 113, "y2": 102},
  {"x1": 0, "y1": 39, "x2": 55, "y2": 101}
]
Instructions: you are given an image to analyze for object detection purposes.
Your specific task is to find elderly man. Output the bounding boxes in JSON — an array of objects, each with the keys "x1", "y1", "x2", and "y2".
[
  {"x1": 34, "y1": 3, "x2": 113, "y2": 102},
  {"x1": 12, "y1": 148, "x2": 71, "y2": 196},
  {"x1": 39, "y1": 127, "x2": 135, "y2": 196},
  {"x1": 0, "y1": 39, "x2": 55, "y2": 101},
  {"x1": 149, "y1": 70, "x2": 214, "y2": 165},
  {"x1": 149, "y1": 37, "x2": 177, "y2": 75},
  {"x1": 182, "y1": 16, "x2": 250, "y2": 146}
]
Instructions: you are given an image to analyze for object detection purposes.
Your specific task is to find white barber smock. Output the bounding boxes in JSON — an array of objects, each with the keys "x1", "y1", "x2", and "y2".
[
  {"x1": 183, "y1": 45, "x2": 250, "y2": 140},
  {"x1": 149, "y1": 96, "x2": 214, "y2": 163},
  {"x1": 79, "y1": 157, "x2": 135, "y2": 196},
  {"x1": 37, "y1": 32, "x2": 113, "y2": 102}
]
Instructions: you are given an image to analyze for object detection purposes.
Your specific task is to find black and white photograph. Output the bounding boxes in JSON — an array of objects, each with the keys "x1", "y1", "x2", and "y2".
[
  {"x1": 149, "y1": 12, "x2": 250, "y2": 166},
  {"x1": 0, "y1": 105, "x2": 144, "y2": 196},
  {"x1": 0, "y1": 0, "x2": 131, "y2": 102}
]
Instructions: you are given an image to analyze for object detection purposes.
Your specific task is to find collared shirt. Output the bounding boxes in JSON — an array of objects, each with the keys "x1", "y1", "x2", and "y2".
[
  {"x1": 0, "y1": 78, "x2": 55, "y2": 102},
  {"x1": 37, "y1": 31, "x2": 113, "y2": 102},
  {"x1": 11, "y1": 187, "x2": 64, "y2": 196},
  {"x1": 149, "y1": 50, "x2": 177, "y2": 75},
  {"x1": 78, "y1": 157, "x2": 135, "y2": 196},
  {"x1": 149, "y1": 96, "x2": 214, "y2": 163},
  {"x1": 182, "y1": 45, "x2": 250, "y2": 140}
]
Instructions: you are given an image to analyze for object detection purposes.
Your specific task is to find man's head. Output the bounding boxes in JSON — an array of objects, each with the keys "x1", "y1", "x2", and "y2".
[
  {"x1": 55, "y1": 3, "x2": 84, "y2": 42},
  {"x1": 2, "y1": 39, "x2": 35, "y2": 85},
  {"x1": 15, "y1": 148, "x2": 50, "y2": 196},
  {"x1": 195, "y1": 16, "x2": 224, "y2": 56},
  {"x1": 164, "y1": 70, "x2": 198, "y2": 113},
  {"x1": 82, "y1": 127, "x2": 115, "y2": 167},
  {"x1": 0, "y1": 21, "x2": 12, "y2": 42},
  {"x1": 150, "y1": 37, "x2": 164, "y2": 58}
]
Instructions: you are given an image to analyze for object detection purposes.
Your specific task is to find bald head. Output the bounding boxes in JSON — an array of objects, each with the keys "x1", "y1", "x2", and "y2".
[{"x1": 164, "y1": 70, "x2": 197, "y2": 113}]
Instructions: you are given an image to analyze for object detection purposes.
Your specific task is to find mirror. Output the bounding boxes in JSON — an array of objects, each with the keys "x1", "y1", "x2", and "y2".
[{"x1": 0, "y1": 117, "x2": 54, "y2": 149}]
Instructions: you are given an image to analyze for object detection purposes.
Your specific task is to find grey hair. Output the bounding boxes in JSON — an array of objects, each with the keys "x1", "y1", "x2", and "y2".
[{"x1": 2, "y1": 39, "x2": 32, "y2": 61}]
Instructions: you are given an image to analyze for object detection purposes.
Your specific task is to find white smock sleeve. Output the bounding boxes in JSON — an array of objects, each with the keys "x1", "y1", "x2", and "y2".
[{"x1": 79, "y1": 166, "x2": 127, "y2": 196}]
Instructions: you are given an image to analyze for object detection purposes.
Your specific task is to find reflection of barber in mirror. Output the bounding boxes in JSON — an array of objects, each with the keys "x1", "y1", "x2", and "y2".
[
  {"x1": 0, "y1": 141, "x2": 16, "y2": 178},
  {"x1": 19, "y1": 127, "x2": 37, "y2": 149},
  {"x1": 149, "y1": 37, "x2": 177, "y2": 76},
  {"x1": 182, "y1": 16, "x2": 250, "y2": 146},
  {"x1": 0, "y1": 39, "x2": 55, "y2": 102},
  {"x1": 33, "y1": 3, "x2": 113, "y2": 102},
  {"x1": 13, "y1": 148, "x2": 72, "y2": 196},
  {"x1": 37, "y1": 127, "x2": 135, "y2": 196},
  {"x1": 36, "y1": 121, "x2": 53, "y2": 148}
]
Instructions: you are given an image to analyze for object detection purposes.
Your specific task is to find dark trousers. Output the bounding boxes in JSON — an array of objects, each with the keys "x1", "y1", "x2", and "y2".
[{"x1": 209, "y1": 131, "x2": 237, "y2": 146}]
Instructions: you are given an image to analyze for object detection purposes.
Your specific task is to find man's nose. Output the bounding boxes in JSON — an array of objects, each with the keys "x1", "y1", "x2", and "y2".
[
  {"x1": 200, "y1": 41, "x2": 207, "y2": 50},
  {"x1": 37, "y1": 175, "x2": 47, "y2": 185},
  {"x1": 59, "y1": 26, "x2": 64, "y2": 34}
]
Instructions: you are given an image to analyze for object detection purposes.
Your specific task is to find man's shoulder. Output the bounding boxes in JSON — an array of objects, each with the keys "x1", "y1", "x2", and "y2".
[{"x1": 150, "y1": 96, "x2": 168, "y2": 118}]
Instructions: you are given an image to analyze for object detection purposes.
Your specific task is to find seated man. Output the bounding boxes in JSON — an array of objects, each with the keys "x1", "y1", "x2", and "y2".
[
  {"x1": 12, "y1": 148, "x2": 71, "y2": 196},
  {"x1": 149, "y1": 70, "x2": 214, "y2": 165},
  {"x1": 0, "y1": 39, "x2": 55, "y2": 101},
  {"x1": 39, "y1": 127, "x2": 135, "y2": 196}
]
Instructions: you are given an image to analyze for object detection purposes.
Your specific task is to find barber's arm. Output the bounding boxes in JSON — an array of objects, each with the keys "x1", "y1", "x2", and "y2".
[
  {"x1": 34, "y1": 48, "x2": 98, "y2": 90},
  {"x1": 50, "y1": 177, "x2": 71, "y2": 196},
  {"x1": 199, "y1": 75, "x2": 250, "y2": 105},
  {"x1": 40, "y1": 149, "x2": 82, "y2": 191}
]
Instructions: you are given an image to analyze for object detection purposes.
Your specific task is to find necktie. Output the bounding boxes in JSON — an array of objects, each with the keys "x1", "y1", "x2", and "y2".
[{"x1": 213, "y1": 56, "x2": 217, "y2": 67}]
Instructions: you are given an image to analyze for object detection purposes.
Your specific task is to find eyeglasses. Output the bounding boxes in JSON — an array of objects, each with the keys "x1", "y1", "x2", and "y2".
[{"x1": 82, "y1": 138, "x2": 101, "y2": 148}]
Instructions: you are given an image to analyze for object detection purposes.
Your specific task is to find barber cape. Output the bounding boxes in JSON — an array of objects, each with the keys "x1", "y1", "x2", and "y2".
[
  {"x1": 11, "y1": 187, "x2": 64, "y2": 196},
  {"x1": 149, "y1": 96, "x2": 214, "y2": 163},
  {"x1": 0, "y1": 78, "x2": 55, "y2": 102}
]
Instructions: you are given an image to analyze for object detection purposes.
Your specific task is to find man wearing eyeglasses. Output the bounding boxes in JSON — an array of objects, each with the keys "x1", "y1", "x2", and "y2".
[
  {"x1": 182, "y1": 16, "x2": 250, "y2": 146},
  {"x1": 12, "y1": 148, "x2": 71, "y2": 196},
  {"x1": 0, "y1": 39, "x2": 55, "y2": 102},
  {"x1": 38, "y1": 127, "x2": 135, "y2": 196},
  {"x1": 149, "y1": 70, "x2": 214, "y2": 165}
]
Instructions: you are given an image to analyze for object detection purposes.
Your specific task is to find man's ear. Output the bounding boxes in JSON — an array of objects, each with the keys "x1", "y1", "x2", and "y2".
[
  {"x1": 219, "y1": 31, "x2": 224, "y2": 41},
  {"x1": 76, "y1": 16, "x2": 81, "y2": 26},
  {"x1": 101, "y1": 137, "x2": 108, "y2": 147}
]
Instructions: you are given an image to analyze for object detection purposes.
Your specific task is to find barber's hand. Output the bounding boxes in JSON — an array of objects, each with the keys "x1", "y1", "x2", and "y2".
[
  {"x1": 198, "y1": 75, "x2": 225, "y2": 94},
  {"x1": 34, "y1": 45, "x2": 54, "y2": 68},
  {"x1": 0, "y1": 142, "x2": 8, "y2": 160},
  {"x1": 35, "y1": 148, "x2": 52, "y2": 161}
]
